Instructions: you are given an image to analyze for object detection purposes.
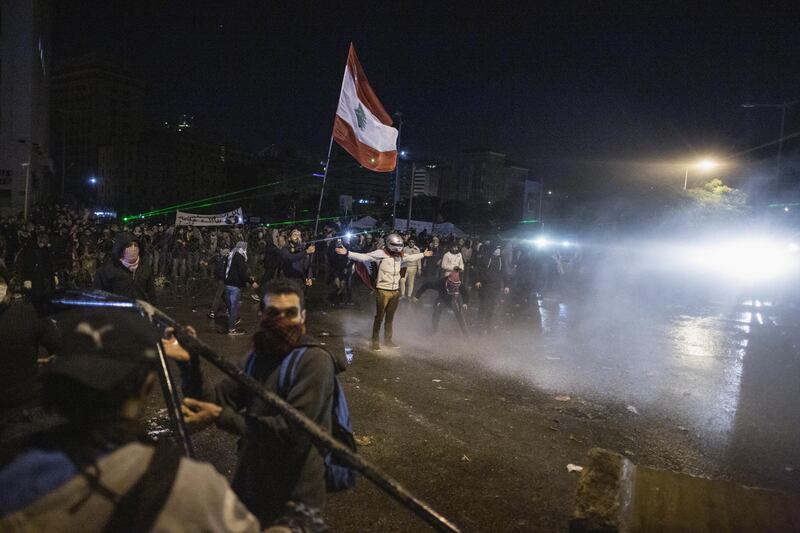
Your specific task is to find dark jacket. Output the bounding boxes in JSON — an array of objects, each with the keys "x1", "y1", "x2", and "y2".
[
  {"x1": 207, "y1": 336, "x2": 347, "y2": 523},
  {"x1": 475, "y1": 253, "x2": 508, "y2": 287},
  {"x1": 280, "y1": 243, "x2": 312, "y2": 279},
  {"x1": 93, "y1": 235, "x2": 155, "y2": 302},
  {"x1": 0, "y1": 300, "x2": 59, "y2": 411},
  {"x1": 223, "y1": 252, "x2": 250, "y2": 288}
]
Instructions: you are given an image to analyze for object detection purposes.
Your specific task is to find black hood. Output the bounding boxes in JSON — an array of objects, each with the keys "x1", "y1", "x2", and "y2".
[{"x1": 111, "y1": 233, "x2": 140, "y2": 259}]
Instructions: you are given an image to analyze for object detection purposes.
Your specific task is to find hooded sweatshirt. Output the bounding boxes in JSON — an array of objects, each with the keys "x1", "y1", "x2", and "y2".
[
  {"x1": 93, "y1": 234, "x2": 155, "y2": 302},
  {"x1": 206, "y1": 335, "x2": 347, "y2": 524}
]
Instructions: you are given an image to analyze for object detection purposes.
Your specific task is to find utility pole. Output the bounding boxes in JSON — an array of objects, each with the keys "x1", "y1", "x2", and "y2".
[
  {"x1": 538, "y1": 176, "x2": 545, "y2": 229},
  {"x1": 406, "y1": 161, "x2": 416, "y2": 230},
  {"x1": 741, "y1": 100, "x2": 798, "y2": 179}
]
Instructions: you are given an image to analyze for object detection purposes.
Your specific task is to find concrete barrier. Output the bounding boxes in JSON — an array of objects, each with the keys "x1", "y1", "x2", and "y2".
[{"x1": 570, "y1": 448, "x2": 800, "y2": 532}]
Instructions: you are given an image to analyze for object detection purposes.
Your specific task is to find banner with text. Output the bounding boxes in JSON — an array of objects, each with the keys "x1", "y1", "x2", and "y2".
[{"x1": 176, "y1": 208, "x2": 243, "y2": 226}]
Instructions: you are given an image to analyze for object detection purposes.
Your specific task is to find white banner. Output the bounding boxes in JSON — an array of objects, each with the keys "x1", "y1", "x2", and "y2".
[
  {"x1": 175, "y1": 208, "x2": 243, "y2": 226},
  {"x1": 393, "y1": 218, "x2": 433, "y2": 232}
]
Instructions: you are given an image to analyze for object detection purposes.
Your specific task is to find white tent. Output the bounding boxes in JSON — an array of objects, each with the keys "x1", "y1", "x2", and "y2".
[
  {"x1": 350, "y1": 215, "x2": 378, "y2": 229},
  {"x1": 394, "y1": 219, "x2": 467, "y2": 237},
  {"x1": 431, "y1": 222, "x2": 467, "y2": 237}
]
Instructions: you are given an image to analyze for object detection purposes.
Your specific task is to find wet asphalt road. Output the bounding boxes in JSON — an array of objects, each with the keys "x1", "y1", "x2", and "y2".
[{"x1": 152, "y1": 280, "x2": 800, "y2": 532}]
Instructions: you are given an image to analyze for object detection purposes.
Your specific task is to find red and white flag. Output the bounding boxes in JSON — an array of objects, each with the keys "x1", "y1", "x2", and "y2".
[{"x1": 332, "y1": 44, "x2": 398, "y2": 172}]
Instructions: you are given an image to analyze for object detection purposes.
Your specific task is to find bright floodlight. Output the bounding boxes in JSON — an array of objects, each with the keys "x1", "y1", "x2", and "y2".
[
  {"x1": 687, "y1": 238, "x2": 800, "y2": 282},
  {"x1": 534, "y1": 237, "x2": 548, "y2": 248},
  {"x1": 562, "y1": 240, "x2": 571, "y2": 247},
  {"x1": 345, "y1": 232, "x2": 353, "y2": 239},
  {"x1": 696, "y1": 159, "x2": 718, "y2": 172},
  {"x1": 88, "y1": 177, "x2": 97, "y2": 185}
]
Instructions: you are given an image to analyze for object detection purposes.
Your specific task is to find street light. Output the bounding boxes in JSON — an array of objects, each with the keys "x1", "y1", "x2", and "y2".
[{"x1": 684, "y1": 158, "x2": 719, "y2": 190}]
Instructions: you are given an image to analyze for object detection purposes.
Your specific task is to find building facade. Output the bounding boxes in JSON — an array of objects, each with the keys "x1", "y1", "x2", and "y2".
[
  {"x1": 398, "y1": 161, "x2": 440, "y2": 201},
  {"x1": 50, "y1": 54, "x2": 145, "y2": 201},
  {"x1": 0, "y1": 0, "x2": 52, "y2": 216},
  {"x1": 439, "y1": 150, "x2": 529, "y2": 204}
]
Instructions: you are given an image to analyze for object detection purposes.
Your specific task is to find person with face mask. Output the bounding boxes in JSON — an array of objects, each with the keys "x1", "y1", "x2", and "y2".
[
  {"x1": 415, "y1": 267, "x2": 471, "y2": 336},
  {"x1": 93, "y1": 233, "x2": 156, "y2": 303},
  {"x1": 181, "y1": 279, "x2": 347, "y2": 530},
  {"x1": 280, "y1": 228, "x2": 315, "y2": 286},
  {"x1": 441, "y1": 243, "x2": 465, "y2": 277},
  {"x1": 474, "y1": 241, "x2": 511, "y2": 332},
  {"x1": 222, "y1": 241, "x2": 258, "y2": 336},
  {"x1": 338, "y1": 233, "x2": 432, "y2": 351}
]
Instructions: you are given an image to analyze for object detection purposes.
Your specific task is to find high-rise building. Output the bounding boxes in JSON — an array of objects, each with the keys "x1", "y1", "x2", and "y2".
[
  {"x1": 50, "y1": 54, "x2": 145, "y2": 199},
  {"x1": 0, "y1": 0, "x2": 52, "y2": 216},
  {"x1": 439, "y1": 150, "x2": 529, "y2": 203},
  {"x1": 398, "y1": 161, "x2": 440, "y2": 200}
]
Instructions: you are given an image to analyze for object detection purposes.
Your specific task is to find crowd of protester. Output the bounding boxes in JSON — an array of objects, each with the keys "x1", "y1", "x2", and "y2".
[
  {"x1": 0, "y1": 202, "x2": 584, "y2": 531},
  {"x1": 0, "y1": 203, "x2": 581, "y2": 333}
]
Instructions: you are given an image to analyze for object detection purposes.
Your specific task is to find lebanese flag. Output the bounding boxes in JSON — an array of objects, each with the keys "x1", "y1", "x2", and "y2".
[{"x1": 332, "y1": 44, "x2": 398, "y2": 172}]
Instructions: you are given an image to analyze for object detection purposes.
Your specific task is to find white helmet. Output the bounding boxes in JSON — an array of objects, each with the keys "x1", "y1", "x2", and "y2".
[{"x1": 385, "y1": 233, "x2": 404, "y2": 254}]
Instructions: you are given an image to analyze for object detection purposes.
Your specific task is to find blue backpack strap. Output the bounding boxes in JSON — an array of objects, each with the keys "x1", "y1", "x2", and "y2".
[
  {"x1": 243, "y1": 351, "x2": 257, "y2": 376},
  {"x1": 277, "y1": 346, "x2": 309, "y2": 397}
]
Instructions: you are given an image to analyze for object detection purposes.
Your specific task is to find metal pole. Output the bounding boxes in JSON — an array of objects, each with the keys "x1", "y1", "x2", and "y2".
[
  {"x1": 683, "y1": 167, "x2": 689, "y2": 190},
  {"x1": 153, "y1": 340, "x2": 195, "y2": 457},
  {"x1": 314, "y1": 135, "x2": 336, "y2": 235},
  {"x1": 537, "y1": 176, "x2": 545, "y2": 228},
  {"x1": 406, "y1": 161, "x2": 415, "y2": 231},
  {"x1": 777, "y1": 104, "x2": 787, "y2": 179},
  {"x1": 391, "y1": 114, "x2": 403, "y2": 227},
  {"x1": 61, "y1": 112, "x2": 67, "y2": 197},
  {"x1": 23, "y1": 161, "x2": 31, "y2": 220}
]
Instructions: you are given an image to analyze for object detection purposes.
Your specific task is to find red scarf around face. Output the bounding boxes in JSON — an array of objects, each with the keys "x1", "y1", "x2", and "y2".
[{"x1": 253, "y1": 315, "x2": 306, "y2": 359}]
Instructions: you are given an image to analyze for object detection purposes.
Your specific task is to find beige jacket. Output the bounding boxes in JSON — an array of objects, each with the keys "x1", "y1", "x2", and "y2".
[{"x1": 347, "y1": 249, "x2": 425, "y2": 290}]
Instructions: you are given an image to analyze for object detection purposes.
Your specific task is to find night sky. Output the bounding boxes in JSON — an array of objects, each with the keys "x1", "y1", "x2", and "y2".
[{"x1": 53, "y1": 2, "x2": 800, "y2": 173}]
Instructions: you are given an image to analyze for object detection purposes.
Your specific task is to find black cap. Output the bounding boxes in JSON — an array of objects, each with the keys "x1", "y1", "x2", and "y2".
[{"x1": 45, "y1": 307, "x2": 160, "y2": 391}]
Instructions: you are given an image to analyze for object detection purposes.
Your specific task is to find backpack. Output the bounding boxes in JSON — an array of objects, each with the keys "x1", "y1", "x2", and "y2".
[{"x1": 246, "y1": 346, "x2": 358, "y2": 492}]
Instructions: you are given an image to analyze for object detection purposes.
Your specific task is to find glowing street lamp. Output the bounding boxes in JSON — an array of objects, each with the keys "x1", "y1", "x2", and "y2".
[{"x1": 684, "y1": 158, "x2": 719, "y2": 190}]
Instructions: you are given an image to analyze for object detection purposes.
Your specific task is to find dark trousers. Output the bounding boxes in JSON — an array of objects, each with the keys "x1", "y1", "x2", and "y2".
[
  {"x1": 433, "y1": 294, "x2": 469, "y2": 336},
  {"x1": 373, "y1": 289, "x2": 400, "y2": 342},
  {"x1": 478, "y1": 284, "x2": 501, "y2": 326}
]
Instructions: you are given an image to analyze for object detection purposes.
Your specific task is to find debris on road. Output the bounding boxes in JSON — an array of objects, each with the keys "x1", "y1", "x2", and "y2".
[
  {"x1": 677, "y1": 425, "x2": 689, "y2": 432},
  {"x1": 462, "y1": 454, "x2": 471, "y2": 462},
  {"x1": 785, "y1": 466, "x2": 794, "y2": 472},
  {"x1": 432, "y1": 379, "x2": 442, "y2": 383},
  {"x1": 624, "y1": 449, "x2": 636, "y2": 457},
  {"x1": 555, "y1": 395, "x2": 571, "y2": 402},
  {"x1": 566, "y1": 463, "x2": 584, "y2": 473},
  {"x1": 626, "y1": 405, "x2": 639, "y2": 415},
  {"x1": 355, "y1": 435, "x2": 374, "y2": 446},
  {"x1": 546, "y1": 356, "x2": 561, "y2": 361},
  {"x1": 319, "y1": 331, "x2": 330, "y2": 337}
]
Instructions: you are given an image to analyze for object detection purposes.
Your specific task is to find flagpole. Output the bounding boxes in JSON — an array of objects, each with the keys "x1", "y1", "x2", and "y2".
[
  {"x1": 390, "y1": 112, "x2": 403, "y2": 228},
  {"x1": 314, "y1": 134, "x2": 335, "y2": 235}
]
